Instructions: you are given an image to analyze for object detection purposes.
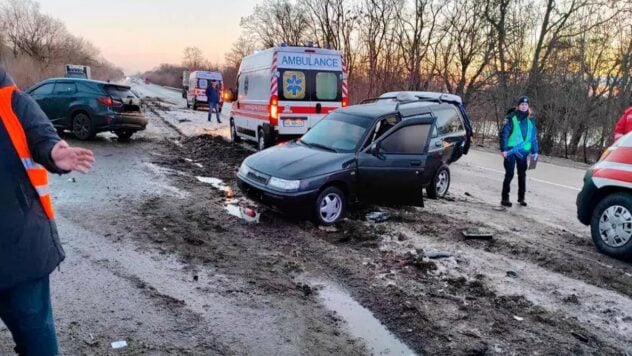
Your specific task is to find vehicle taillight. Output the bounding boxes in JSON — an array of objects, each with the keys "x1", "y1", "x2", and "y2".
[
  {"x1": 269, "y1": 96, "x2": 279, "y2": 126},
  {"x1": 98, "y1": 97, "x2": 123, "y2": 107},
  {"x1": 342, "y1": 97, "x2": 349, "y2": 107}
]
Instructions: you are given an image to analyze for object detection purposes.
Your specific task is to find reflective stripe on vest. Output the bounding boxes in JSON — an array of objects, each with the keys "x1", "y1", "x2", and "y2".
[
  {"x1": 507, "y1": 115, "x2": 534, "y2": 152},
  {"x1": 0, "y1": 86, "x2": 55, "y2": 220}
]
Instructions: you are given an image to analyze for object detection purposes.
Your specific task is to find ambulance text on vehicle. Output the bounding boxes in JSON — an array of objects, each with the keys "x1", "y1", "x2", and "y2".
[{"x1": 229, "y1": 46, "x2": 349, "y2": 150}]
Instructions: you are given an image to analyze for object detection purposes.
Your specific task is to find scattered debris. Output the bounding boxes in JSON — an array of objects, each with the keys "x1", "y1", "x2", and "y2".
[
  {"x1": 513, "y1": 315, "x2": 524, "y2": 321},
  {"x1": 319, "y1": 225, "x2": 339, "y2": 233},
  {"x1": 68, "y1": 177, "x2": 76, "y2": 183},
  {"x1": 425, "y1": 251, "x2": 452, "y2": 259},
  {"x1": 571, "y1": 331, "x2": 589, "y2": 343},
  {"x1": 225, "y1": 204, "x2": 261, "y2": 223},
  {"x1": 492, "y1": 206, "x2": 506, "y2": 212},
  {"x1": 563, "y1": 294, "x2": 580, "y2": 305},
  {"x1": 178, "y1": 119, "x2": 192, "y2": 123},
  {"x1": 297, "y1": 282, "x2": 313, "y2": 296},
  {"x1": 111, "y1": 340, "x2": 128, "y2": 349},
  {"x1": 193, "y1": 163, "x2": 204, "y2": 168},
  {"x1": 366, "y1": 211, "x2": 391, "y2": 223},
  {"x1": 464, "y1": 192, "x2": 473, "y2": 197},
  {"x1": 462, "y1": 229, "x2": 493, "y2": 240},
  {"x1": 506, "y1": 271, "x2": 519, "y2": 278}
]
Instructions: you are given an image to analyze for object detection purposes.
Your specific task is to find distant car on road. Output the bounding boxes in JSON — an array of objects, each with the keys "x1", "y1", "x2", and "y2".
[
  {"x1": 27, "y1": 78, "x2": 147, "y2": 141},
  {"x1": 577, "y1": 132, "x2": 632, "y2": 259},
  {"x1": 237, "y1": 94, "x2": 472, "y2": 225}
]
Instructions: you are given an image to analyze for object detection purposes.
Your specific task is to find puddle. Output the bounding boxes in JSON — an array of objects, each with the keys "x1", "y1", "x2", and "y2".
[
  {"x1": 316, "y1": 281, "x2": 416, "y2": 355},
  {"x1": 196, "y1": 176, "x2": 230, "y2": 192}
]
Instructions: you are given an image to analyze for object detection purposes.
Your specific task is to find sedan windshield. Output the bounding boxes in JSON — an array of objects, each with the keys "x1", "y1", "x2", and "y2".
[{"x1": 300, "y1": 112, "x2": 371, "y2": 153}]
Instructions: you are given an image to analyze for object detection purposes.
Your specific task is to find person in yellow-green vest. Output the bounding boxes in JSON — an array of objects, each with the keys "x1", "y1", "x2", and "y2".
[{"x1": 500, "y1": 96, "x2": 539, "y2": 207}]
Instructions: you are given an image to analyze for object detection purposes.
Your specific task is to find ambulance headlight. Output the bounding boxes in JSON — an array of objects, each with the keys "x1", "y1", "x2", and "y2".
[{"x1": 268, "y1": 177, "x2": 301, "y2": 192}]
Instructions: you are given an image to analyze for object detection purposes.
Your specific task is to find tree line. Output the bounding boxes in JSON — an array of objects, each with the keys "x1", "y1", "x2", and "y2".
[
  {"x1": 226, "y1": 0, "x2": 632, "y2": 162},
  {"x1": 0, "y1": 0, "x2": 124, "y2": 88}
]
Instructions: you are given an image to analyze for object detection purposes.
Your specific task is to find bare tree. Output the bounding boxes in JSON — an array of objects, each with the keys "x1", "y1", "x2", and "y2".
[{"x1": 182, "y1": 46, "x2": 205, "y2": 69}]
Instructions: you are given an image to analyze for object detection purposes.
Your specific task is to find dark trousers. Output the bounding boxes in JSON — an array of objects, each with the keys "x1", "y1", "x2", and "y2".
[
  {"x1": 208, "y1": 103, "x2": 221, "y2": 122},
  {"x1": 0, "y1": 276, "x2": 58, "y2": 356},
  {"x1": 502, "y1": 155, "x2": 528, "y2": 201}
]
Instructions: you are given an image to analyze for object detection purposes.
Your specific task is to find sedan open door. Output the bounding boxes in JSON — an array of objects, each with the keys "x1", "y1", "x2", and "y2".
[{"x1": 356, "y1": 115, "x2": 434, "y2": 207}]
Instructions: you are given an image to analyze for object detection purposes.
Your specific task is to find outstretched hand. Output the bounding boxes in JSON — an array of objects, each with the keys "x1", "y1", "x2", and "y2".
[{"x1": 51, "y1": 140, "x2": 95, "y2": 173}]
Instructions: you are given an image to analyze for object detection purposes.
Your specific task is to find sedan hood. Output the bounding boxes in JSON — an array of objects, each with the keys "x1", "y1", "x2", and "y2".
[{"x1": 244, "y1": 141, "x2": 354, "y2": 180}]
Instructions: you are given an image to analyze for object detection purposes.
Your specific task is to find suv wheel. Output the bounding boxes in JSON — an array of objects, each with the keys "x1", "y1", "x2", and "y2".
[
  {"x1": 72, "y1": 113, "x2": 95, "y2": 141},
  {"x1": 315, "y1": 186, "x2": 346, "y2": 225},
  {"x1": 230, "y1": 119, "x2": 241, "y2": 143},
  {"x1": 427, "y1": 166, "x2": 450, "y2": 199},
  {"x1": 257, "y1": 128, "x2": 268, "y2": 151},
  {"x1": 591, "y1": 192, "x2": 632, "y2": 259}
]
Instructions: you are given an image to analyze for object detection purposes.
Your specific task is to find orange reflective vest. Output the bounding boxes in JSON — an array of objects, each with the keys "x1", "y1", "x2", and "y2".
[{"x1": 0, "y1": 85, "x2": 55, "y2": 220}]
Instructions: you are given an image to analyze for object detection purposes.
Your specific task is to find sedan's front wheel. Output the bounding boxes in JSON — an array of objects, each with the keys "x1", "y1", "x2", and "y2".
[{"x1": 314, "y1": 186, "x2": 346, "y2": 226}]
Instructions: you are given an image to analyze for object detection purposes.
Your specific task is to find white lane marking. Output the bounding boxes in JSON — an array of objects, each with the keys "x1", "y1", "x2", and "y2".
[{"x1": 476, "y1": 166, "x2": 581, "y2": 191}]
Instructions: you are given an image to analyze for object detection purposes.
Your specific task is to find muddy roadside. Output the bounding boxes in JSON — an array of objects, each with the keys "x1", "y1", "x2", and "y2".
[{"x1": 80, "y1": 129, "x2": 629, "y2": 355}]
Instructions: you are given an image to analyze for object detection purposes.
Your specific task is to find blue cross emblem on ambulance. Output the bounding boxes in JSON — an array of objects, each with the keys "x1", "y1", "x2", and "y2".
[
  {"x1": 283, "y1": 71, "x2": 305, "y2": 99},
  {"x1": 286, "y1": 74, "x2": 302, "y2": 96}
]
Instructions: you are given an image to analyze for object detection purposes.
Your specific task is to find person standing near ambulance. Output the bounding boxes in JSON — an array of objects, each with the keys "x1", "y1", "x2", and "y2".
[
  {"x1": 0, "y1": 66, "x2": 95, "y2": 355},
  {"x1": 500, "y1": 96, "x2": 539, "y2": 207},
  {"x1": 206, "y1": 80, "x2": 221, "y2": 123},
  {"x1": 613, "y1": 104, "x2": 632, "y2": 142}
]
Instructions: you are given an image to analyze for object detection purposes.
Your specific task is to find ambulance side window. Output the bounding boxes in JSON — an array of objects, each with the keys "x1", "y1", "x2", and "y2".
[{"x1": 237, "y1": 75, "x2": 246, "y2": 101}]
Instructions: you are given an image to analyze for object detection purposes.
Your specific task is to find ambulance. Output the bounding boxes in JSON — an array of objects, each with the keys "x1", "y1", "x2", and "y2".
[
  {"x1": 229, "y1": 45, "x2": 348, "y2": 150},
  {"x1": 186, "y1": 71, "x2": 224, "y2": 111}
]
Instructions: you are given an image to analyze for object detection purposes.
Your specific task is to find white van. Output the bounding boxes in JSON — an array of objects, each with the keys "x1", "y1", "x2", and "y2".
[
  {"x1": 186, "y1": 71, "x2": 223, "y2": 111},
  {"x1": 229, "y1": 45, "x2": 348, "y2": 150}
]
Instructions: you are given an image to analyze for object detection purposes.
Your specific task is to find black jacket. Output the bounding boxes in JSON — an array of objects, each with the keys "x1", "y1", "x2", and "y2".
[{"x1": 0, "y1": 67, "x2": 66, "y2": 290}]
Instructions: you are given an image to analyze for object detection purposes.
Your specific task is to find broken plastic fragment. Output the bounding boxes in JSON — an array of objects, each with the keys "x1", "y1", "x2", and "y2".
[{"x1": 111, "y1": 340, "x2": 128, "y2": 349}]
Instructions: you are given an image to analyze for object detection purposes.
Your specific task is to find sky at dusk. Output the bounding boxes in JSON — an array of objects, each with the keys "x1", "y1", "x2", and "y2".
[{"x1": 37, "y1": 0, "x2": 261, "y2": 74}]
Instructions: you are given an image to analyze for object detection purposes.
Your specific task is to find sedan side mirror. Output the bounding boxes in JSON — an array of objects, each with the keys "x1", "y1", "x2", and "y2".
[{"x1": 370, "y1": 142, "x2": 381, "y2": 156}]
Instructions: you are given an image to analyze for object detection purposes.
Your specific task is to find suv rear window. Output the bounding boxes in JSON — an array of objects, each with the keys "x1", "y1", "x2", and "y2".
[{"x1": 105, "y1": 85, "x2": 134, "y2": 99}]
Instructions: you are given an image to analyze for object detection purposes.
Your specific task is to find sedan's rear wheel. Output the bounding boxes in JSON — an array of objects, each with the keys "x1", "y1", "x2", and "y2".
[
  {"x1": 315, "y1": 186, "x2": 346, "y2": 225},
  {"x1": 591, "y1": 192, "x2": 632, "y2": 259},
  {"x1": 427, "y1": 166, "x2": 450, "y2": 199}
]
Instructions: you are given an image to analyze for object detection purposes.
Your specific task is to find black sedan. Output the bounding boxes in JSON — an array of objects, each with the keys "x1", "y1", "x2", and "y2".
[{"x1": 237, "y1": 98, "x2": 470, "y2": 225}]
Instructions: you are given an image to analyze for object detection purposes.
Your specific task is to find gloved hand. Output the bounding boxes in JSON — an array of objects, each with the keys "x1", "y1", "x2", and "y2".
[
  {"x1": 532, "y1": 153, "x2": 539, "y2": 161},
  {"x1": 502, "y1": 151, "x2": 508, "y2": 158}
]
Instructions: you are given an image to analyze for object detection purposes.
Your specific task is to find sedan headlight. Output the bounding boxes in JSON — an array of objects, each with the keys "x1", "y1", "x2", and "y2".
[
  {"x1": 268, "y1": 177, "x2": 301, "y2": 191},
  {"x1": 238, "y1": 163, "x2": 250, "y2": 177}
]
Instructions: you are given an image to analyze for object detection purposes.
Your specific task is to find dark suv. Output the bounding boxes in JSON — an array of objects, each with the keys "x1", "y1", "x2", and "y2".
[
  {"x1": 237, "y1": 93, "x2": 472, "y2": 225},
  {"x1": 27, "y1": 78, "x2": 147, "y2": 140}
]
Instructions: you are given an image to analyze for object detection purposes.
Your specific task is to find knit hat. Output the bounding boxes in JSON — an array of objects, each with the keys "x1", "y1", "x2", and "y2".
[{"x1": 517, "y1": 96, "x2": 529, "y2": 105}]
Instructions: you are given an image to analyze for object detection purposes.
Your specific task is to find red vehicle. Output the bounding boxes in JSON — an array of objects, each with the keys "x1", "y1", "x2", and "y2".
[{"x1": 577, "y1": 132, "x2": 632, "y2": 258}]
